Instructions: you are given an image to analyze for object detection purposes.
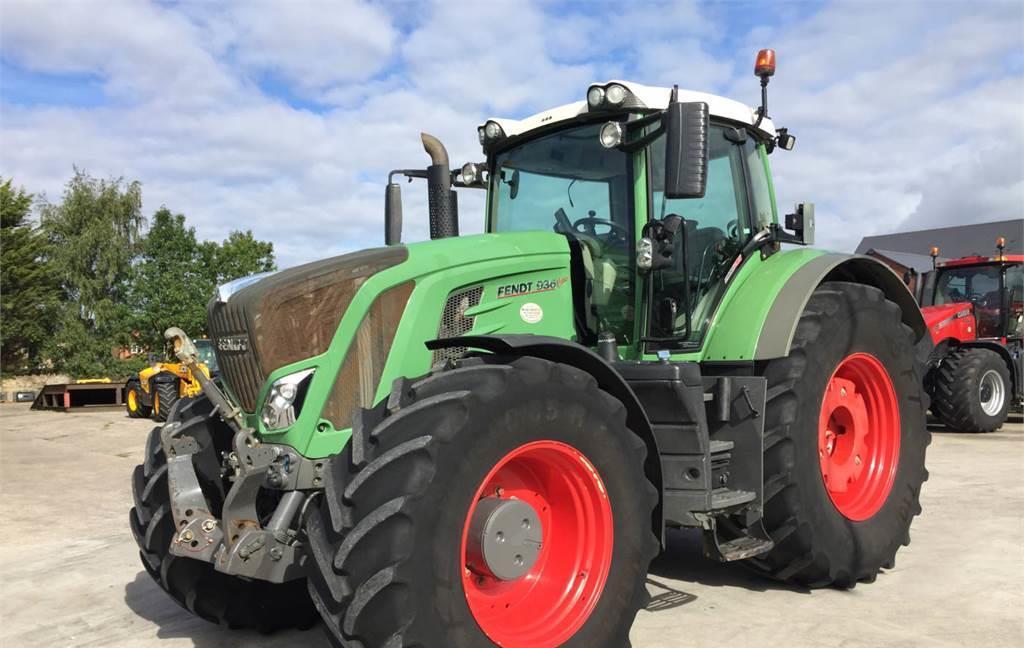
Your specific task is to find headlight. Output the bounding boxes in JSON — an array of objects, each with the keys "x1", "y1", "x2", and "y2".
[
  {"x1": 484, "y1": 121, "x2": 502, "y2": 139},
  {"x1": 605, "y1": 83, "x2": 627, "y2": 105},
  {"x1": 637, "y1": 237, "x2": 654, "y2": 272},
  {"x1": 599, "y1": 121, "x2": 624, "y2": 149},
  {"x1": 461, "y1": 162, "x2": 481, "y2": 184},
  {"x1": 261, "y1": 369, "x2": 315, "y2": 431},
  {"x1": 586, "y1": 82, "x2": 645, "y2": 112}
]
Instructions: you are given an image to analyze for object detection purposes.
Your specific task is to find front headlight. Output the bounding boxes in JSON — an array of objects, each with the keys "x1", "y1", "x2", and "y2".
[{"x1": 262, "y1": 369, "x2": 315, "y2": 431}]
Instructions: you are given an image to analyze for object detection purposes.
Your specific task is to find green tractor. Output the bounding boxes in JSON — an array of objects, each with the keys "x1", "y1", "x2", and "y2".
[{"x1": 130, "y1": 50, "x2": 930, "y2": 646}]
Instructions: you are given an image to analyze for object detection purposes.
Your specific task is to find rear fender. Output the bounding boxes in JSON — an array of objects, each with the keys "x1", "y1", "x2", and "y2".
[
  {"x1": 427, "y1": 334, "x2": 666, "y2": 544},
  {"x1": 753, "y1": 253, "x2": 928, "y2": 360}
]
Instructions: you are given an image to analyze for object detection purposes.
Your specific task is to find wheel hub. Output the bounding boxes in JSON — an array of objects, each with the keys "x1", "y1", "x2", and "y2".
[
  {"x1": 466, "y1": 496, "x2": 543, "y2": 581},
  {"x1": 979, "y1": 369, "x2": 1005, "y2": 416},
  {"x1": 818, "y1": 352, "x2": 901, "y2": 521},
  {"x1": 460, "y1": 440, "x2": 614, "y2": 648}
]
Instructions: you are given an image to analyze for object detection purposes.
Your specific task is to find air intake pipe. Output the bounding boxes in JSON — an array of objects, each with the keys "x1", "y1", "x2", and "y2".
[{"x1": 421, "y1": 132, "x2": 459, "y2": 239}]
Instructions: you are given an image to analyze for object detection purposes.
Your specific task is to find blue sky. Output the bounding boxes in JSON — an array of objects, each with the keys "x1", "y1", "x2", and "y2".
[{"x1": 2, "y1": 0, "x2": 1022, "y2": 268}]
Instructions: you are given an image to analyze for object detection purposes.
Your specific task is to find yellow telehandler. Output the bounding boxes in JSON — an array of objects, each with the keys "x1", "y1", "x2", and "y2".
[{"x1": 125, "y1": 339, "x2": 217, "y2": 421}]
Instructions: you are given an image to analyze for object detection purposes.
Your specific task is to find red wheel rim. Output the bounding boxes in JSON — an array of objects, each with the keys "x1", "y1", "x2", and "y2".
[
  {"x1": 461, "y1": 440, "x2": 614, "y2": 647},
  {"x1": 818, "y1": 352, "x2": 901, "y2": 521}
]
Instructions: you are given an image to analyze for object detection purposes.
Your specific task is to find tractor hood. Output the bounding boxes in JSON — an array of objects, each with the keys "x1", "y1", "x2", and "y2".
[
  {"x1": 207, "y1": 246, "x2": 408, "y2": 411},
  {"x1": 921, "y1": 302, "x2": 972, "y2": 329},
  {"x1": 920, "y1": 302, "x2": 975, "y2": 344},
  {"x1": 207, "y1": 232, "x2": 573, "y2": 413}
]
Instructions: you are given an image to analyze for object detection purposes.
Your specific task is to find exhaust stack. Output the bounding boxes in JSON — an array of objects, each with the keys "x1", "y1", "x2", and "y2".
[{"x1": 421, "y1": 133, "x2": 459, "y2": 239}]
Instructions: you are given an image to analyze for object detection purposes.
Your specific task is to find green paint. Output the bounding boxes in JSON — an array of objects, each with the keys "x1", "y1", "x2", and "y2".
[
  {"x1": 237, "y1": 124, "x2": 829, "y2": 461},
  {"x1": 699, "y1": 247, "x2": 827, "y2": 360},
  {"x1": 250, "y1": 231, "x2": 574, "y2": 458},
  {"x1": 760, "y1": 144, "x2": 778, "y2": 223}
]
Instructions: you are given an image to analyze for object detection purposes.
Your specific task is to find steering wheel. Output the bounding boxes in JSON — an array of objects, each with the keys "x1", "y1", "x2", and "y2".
[{"x1": 573, "y1": 216, "x2": 629, "y2": 239}]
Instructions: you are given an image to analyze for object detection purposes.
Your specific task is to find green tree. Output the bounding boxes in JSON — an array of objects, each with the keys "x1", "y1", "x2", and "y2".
[
  {"x1": 39, "y1": 169, "x2": 145, "y2": 377},
  {"x1": 201, "y1": 230, "x2": 276, "y2": 286},
  {"x1": 130, "y1": 207, "x2": 214, "y2": 351},
  {"x1": 0, "y1": 178, "x2": 58, "y2": 373},
  {"x1": 130, "y1": 214, "x2": 276, "y2": 351}
]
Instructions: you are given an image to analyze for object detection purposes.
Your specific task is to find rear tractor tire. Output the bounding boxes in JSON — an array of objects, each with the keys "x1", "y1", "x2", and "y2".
[
  {"x1": 746, "y1": 281, "x2": 930, "y2": 588},
  {"x1": 126, "y1": 381, "x2": 151, "y2": 419},
  {"x1": 152, "y1": 377, "x2": 180, "y2": 422},
  {"x1": 129, "y1": 396, "x2": 317, "y2": 632},
  {"x1": 306, "y1": 356, "x2": 659, "y2": 648},
  {"x1": 931, "y1": 348, "x2": 1011, "y2": 433}
]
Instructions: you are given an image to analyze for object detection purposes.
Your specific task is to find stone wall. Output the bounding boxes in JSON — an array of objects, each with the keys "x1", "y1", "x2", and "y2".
[{"x1": 1, "y1": 374, "x2": 71, "y2": 399}]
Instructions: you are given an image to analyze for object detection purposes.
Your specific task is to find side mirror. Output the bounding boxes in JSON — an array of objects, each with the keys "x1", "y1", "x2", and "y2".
[
  {"x1": 784, "y1": 202, "x2": 815, "y2": 246},
  {"x1": 384, "y1": 182, "x2": 403, "y2": 245},
  {"x1": 509, "y1": 169, "x2": 520, "y2": 200},
  {"x1": 664, "y1": 101, "x2": 709, "y2": 199}
]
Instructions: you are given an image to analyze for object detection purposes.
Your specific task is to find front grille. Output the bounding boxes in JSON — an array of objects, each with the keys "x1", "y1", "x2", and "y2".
[
  {"x1": 433, "y1": 286, "x2": 483, "y2": 364},
  {"x1": 208, "y1": 299, "x2": 265, "y2": 412}
]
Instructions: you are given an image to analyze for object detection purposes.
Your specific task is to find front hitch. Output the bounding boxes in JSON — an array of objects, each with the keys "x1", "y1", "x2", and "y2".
[{"x1": 159, "y1": 327, "x2": 316, "y2": 583}]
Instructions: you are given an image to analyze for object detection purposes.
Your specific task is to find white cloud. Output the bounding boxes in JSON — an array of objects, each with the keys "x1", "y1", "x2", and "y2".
[
  {"x1": 194, "y1": 0, "x2": 399, "y2": 96},
  {"x1": 0, "y1": 0, "x2": 1021, "y2": 270}
]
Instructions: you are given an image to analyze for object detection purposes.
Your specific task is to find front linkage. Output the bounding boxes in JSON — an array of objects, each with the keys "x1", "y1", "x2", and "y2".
[{"x1": 160, "y1": 327, "x2": 318, "y2": 583}]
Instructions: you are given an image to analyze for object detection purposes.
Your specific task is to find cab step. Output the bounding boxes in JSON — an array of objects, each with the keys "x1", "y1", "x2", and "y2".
[
  {"x1": 714, "y1": 534, "x2": 775, "y2": 562},
  {"x1": 710, "y1": 487, "x2": 755, "y2": 511},
  {"x1": 702, "y1": 516, "x2": 775, "y2": 562}
]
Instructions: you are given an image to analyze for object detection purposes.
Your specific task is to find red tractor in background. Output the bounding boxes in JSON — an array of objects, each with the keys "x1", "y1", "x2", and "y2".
[{"x1": 921, "y1": 237, "x2": 1023, "y2": 432}]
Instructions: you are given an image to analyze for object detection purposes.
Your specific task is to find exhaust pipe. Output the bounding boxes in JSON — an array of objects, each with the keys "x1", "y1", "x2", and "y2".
[{"x1": 421, "y1": 133, "x2": 459, "y2": 239}]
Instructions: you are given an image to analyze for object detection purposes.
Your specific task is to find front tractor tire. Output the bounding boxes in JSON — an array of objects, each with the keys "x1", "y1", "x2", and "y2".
[
  {"x1": 748, "y1": 281, "x2": 930, "y2": 588},
  {"x1": 306, "y1": 356, "x2": 659, "y2": 648},
  {"x1": 931, "y1": 348, "x2": 1011, "y2": 432},
  {"x1": 129, "y1": 397, "x2": 317, "y2": 632},
  {"x1": 152, "y1": 377, "x2": 180, "y2": 422},
  {"x1": 125, "y1": 380, "x2": 151, "y2": 419}
]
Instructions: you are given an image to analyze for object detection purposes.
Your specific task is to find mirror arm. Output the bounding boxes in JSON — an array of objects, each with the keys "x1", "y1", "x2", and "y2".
[
  {"x1": 620, "y1": 123, "x2": 666, "y2": 153},
  {"x1": 389, "y1": 169, "x2": 428, "y2": 183}
]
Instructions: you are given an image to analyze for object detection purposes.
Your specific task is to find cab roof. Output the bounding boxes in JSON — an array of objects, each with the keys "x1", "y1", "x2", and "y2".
[{"x1": 481, "y1": 80, "x2": 777, "y2": 142}]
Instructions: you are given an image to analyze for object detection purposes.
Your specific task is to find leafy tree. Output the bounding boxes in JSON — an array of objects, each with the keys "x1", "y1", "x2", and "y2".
[
  {"x1": 0, "y1": 178, "x2": 57, "y2": 373},
  {"x1": 39, "y1": 169, "x2": 145, "y2": 377},
  {"x1": 130, "y1": 215, "x2": 276, "y2": 351},
  {"x1": 130, "y1": 207, "x2": 215, "y2": 351},
  {"x1": 201, "y1": 230, "x2": 276, "y2": 286}
]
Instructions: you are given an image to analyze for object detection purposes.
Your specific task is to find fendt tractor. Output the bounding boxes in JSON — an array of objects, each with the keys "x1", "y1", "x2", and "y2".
[
  {"x1": 125, "y1": 339, "x2": 218, "y2": 421},
  {"x1": 922, "y1": 241, "x2": 1022, "y2": 432},
  {"x1": 130, "y1": 50, "x2": 931, "y2": 647}
]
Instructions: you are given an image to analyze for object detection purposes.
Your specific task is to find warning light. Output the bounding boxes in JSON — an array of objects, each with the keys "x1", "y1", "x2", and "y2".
[
  {"x1": 996, "y1": 236, "x2": 1006, "y2": 249},
  {"x1": 755, "y1": 49, "x2": 776, "y2": 78},
  {"x1": 930, "y1": 246, "x2": 940, "y2": 257}
]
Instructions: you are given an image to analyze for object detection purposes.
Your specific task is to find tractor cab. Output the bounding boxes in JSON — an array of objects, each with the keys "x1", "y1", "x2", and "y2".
[
  {"x1": 922, "y1": 243, "x2": 1024, "y2": 344},
  {"x1": 475, "y1": 77, "x2": 806, "y2": 357}
]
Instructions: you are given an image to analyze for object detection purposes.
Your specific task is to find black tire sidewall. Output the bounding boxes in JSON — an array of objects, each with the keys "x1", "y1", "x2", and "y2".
[
  {"x1": 414, "y1": 372, "x2": 652, "y2": 647},
  {"x1": 785, "y1": 288, "x2": 927, "y2": 572},
  {"x1": 959, "y1": 350, "x2": 1011, "y2": 430}
]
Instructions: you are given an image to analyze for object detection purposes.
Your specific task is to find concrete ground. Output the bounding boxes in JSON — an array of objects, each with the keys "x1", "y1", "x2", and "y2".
[{"x1": 1, "y1": 403, "x2": 1021, "y2": 648}]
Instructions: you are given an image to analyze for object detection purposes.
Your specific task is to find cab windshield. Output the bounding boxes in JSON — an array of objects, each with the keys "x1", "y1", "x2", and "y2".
[
  {"x1": 195, "y1": 340, "x2": 219, "y2": 374},
  {"x1": 490, "y1": 122, "x2": 636, "y2": 341}
]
